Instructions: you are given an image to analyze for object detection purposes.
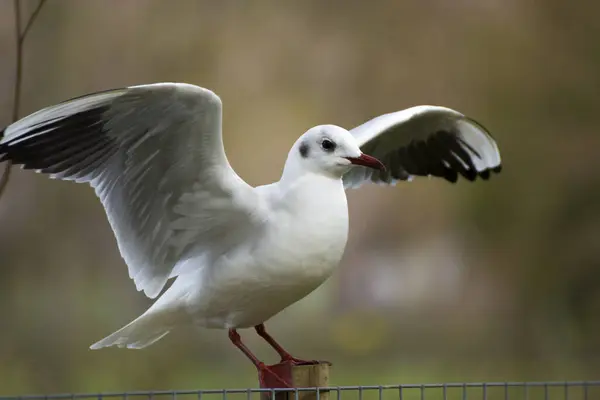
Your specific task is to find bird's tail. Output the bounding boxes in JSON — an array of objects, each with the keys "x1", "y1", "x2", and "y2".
[{"x1": 89, "y1": 309, "x2": 174, "y2": 350}]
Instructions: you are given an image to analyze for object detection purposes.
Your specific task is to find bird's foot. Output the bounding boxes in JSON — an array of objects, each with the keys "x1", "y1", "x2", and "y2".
[
  {"x1": 255, "y1": 324, "x2": 322, "y2": 366},
  {"x1": 280, "y1": 355, "x2": 322, "y2": 366},
  {"x1": 258, "y1": 362, "x2": 292, "y2": 388}
]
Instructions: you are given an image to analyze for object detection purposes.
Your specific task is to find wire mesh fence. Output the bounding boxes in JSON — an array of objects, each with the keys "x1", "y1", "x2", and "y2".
[{"x1": 2, "y1": 382, "x2": 599, "y2": 400}]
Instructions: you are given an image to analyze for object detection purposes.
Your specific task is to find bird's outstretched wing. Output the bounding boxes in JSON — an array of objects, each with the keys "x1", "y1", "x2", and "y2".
[
  {"x1": 342, "y1": 106, "x2": 502, "y2": 188},
  {"x1": 0, "y1": 83, "x2": 266, "y2": 299}
]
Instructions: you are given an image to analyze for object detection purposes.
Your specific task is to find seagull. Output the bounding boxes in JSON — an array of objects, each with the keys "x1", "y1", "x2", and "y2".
[{"x1": 0, "y1": 83, "x2": 501, "y2": 386}]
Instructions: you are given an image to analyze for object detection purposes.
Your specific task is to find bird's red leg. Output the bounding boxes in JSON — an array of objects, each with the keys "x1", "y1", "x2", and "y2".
[
  {"x1": 255, "y1": 324, "x2": 318, "y2": 365},
  {"x1": 228, "y1": 329, "x2": 291, "y2": 387}
]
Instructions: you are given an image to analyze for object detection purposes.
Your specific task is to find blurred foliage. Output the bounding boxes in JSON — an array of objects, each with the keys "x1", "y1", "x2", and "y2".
[{"x1": 0, "y1": 0, "x2": 599, "y2": 395}]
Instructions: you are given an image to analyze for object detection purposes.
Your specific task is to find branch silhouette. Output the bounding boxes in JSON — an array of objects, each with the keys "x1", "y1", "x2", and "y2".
[{"x1": 0, "y1": 0, "x2": 48, "y2": 200}]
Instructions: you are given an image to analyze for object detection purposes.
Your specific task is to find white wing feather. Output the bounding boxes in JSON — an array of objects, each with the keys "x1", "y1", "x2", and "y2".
[{"x1": 0, "y1": 83, "x2": 265, "y2": 299}]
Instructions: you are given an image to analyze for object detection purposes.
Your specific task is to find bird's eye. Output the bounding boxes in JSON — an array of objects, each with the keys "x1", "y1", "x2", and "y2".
[{"x1": 321, "y1": 139, "x2": 336, "y2": 152}]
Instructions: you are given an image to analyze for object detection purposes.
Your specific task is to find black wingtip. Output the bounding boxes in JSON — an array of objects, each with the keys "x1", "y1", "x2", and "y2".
[
  {"x1": 471, "y1": 163, "x2": 502, "y2": 182},
  {"x1": 444, "y1": 163, "x2": 501, "y2": 184}
]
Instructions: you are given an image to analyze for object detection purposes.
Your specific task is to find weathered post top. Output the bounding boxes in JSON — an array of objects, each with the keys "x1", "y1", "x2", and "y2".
[{"x1": 260, "y1": 361, "x2": 331, "y2": 400}]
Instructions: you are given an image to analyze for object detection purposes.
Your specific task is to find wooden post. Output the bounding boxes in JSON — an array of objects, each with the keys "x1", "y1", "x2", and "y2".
[{"x1": 260, "y1": 361, "x2": 331, "y2": 400}]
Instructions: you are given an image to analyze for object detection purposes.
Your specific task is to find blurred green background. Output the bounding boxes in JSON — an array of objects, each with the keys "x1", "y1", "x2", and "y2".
[{"x1": 0, "y1": 0, "x2": 599, "y2": 396}]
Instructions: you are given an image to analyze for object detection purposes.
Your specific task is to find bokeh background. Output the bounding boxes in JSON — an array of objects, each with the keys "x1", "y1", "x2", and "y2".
[{"x1": 0, "y1": 0, "x2": 599, "y2": 396}]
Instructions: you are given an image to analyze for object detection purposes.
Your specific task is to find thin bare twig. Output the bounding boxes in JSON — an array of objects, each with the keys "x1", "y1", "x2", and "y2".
[
  {"x1": 12, "y1": 0, "x2": 23, "y2": 123},
  {"x1": 20, "y1": 0, "x2": 47, "y2": 43},
  {"x1": 0, "y1": 0, "x2": 48, "y2": 200}
]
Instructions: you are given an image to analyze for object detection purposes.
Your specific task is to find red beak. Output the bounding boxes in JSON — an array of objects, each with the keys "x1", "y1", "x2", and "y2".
[{"x1": 345, "y1": 154, "x2": 386, "y2": 171}]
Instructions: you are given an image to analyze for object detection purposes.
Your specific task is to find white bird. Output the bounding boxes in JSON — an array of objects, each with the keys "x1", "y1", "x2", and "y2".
[{"x1": 0, "y1": 83, "x2": 501, "y2": 386}]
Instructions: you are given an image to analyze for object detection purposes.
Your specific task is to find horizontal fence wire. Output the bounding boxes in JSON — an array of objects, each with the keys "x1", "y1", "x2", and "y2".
[{"x1": 2, "y1": 381, "x2": 600, "y2": 400}]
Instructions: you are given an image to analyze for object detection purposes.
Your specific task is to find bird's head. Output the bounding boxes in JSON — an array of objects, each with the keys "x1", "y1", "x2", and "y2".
[{"x1": 284, "y1": 125, "x2": 385, "y2": 180}]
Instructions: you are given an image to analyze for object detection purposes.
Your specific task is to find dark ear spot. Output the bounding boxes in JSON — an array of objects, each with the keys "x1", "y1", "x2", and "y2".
[{"x1": 299, "y1": 142, "x2": 309, "y2": 158}]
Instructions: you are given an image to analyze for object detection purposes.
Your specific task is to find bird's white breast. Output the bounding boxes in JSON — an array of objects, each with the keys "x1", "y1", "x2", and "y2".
[
  {"x1": 260, "y1": 177, "x2": 349, "y2": 282},
  {"x1": 184, "y1": 175, "x2": 349, "y2": 329}
]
